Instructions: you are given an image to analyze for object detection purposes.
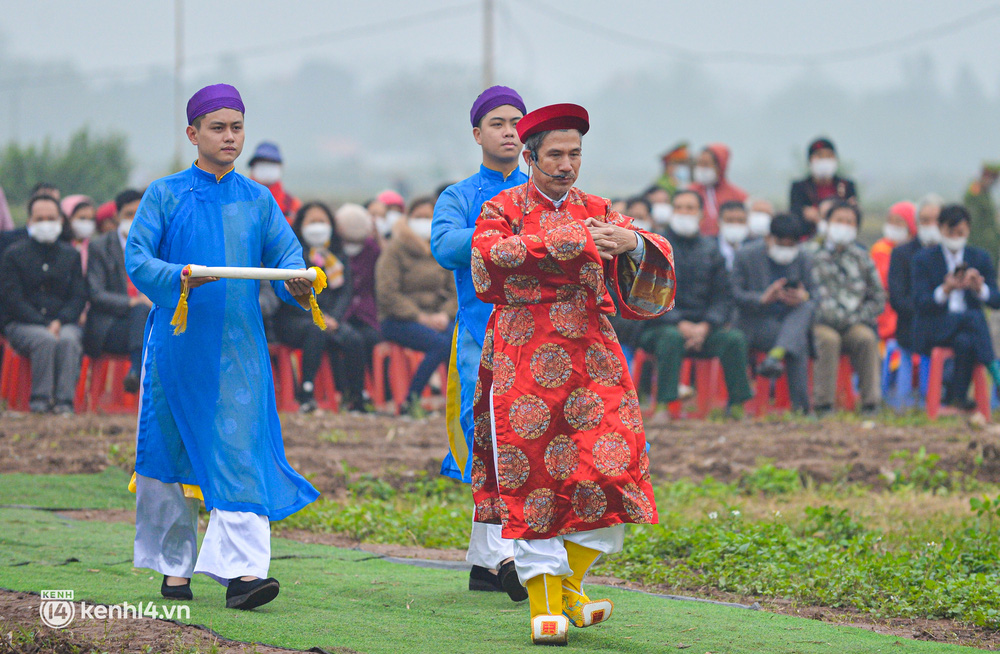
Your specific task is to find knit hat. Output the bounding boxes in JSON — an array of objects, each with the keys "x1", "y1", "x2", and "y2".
[
  {"x1": 889, "y1": 201, "x2": 917, "y2": 236},
  {"x1": 335, "y1": 203, "x2": 373, "y2": 242}
]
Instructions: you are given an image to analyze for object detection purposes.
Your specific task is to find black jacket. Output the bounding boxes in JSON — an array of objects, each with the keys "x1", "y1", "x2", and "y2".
[
  {"x1": 0, "y1": 237, "x2": 87, "y2": 329},
  {"x1": 886, "y1": 238, "x2": 924, "y2": 352},
  {"x1": 650, "y1": 228, "x2": 732, "y2": 328},
  {"x1": 276, "y1": 246, "x2": 353, "y2": 328},
  {"x1": 789, "y1": 175, "x2": 858, "y2": 218},
  {"x1": 84, "y1": 232, "x2": 130, "y2": 355}
]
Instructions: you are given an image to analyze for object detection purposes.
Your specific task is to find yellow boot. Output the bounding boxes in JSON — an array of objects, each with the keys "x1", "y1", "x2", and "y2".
[
  {"x1": 562, "y1": 541, "x2": 614, "y2": 628},
  {"x1": 525, "y1": 574, "x2": 568, "y2": 646}
]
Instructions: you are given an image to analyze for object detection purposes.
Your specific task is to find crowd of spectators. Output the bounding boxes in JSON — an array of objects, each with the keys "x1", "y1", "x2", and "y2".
[{"x1": 2, "y1": 137, "x2": 999, "y2": 420}]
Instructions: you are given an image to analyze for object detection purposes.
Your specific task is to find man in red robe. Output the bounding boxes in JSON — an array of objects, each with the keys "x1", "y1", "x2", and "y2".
[{"x1": 470, "y1": 103, "x2": 676, "y2": 645}]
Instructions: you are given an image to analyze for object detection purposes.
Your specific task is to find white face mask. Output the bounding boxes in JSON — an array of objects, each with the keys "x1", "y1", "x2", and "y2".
[
  {"x1": 28, "y1": 220, "x2": 63, "y2": 244},
  {"x1": 883, "y1": 223, "x2": 909, "y2": 244},
  {"x1": 748, "y1": 211, "x2": 772, "y2": 237},
  {"x1": 409, "y1": 217, "x2": 433, "y2": 240},
  {"x1": 918, "y1": 224, "x2": 941, "y2": 246},
  {"x1": 118, "y1": 219, "x2": 133, "y2": 240},
  {"x1": 816, "y1": 220, "x2": 829, "y2": 238},
  {"x1": 693, "y1": 165, "x2": 718, "y2": 186},
  {"x1": 942, "y1": 235, "x2": 967, "y2": 253},
  {"x1": 342, "y1": 242, "x2": 365, "y2": 257},
  {"x1": 376, "y1": 209, "x2": 404, "y2": 238},
  {"x1": 632, "y1": 218, "x2": 653, "y2": 232},
  {"x1": 720, "y1": 222, "x2": 749, "y2": 245},
  {"x1": 671, "y1": 213, "x2": 701, "y2": 238},
  {"x1": 810, "y1": 157, "x2": 838, "y2": 181},
  {"x1": 826, "y1": 222, "x2": 857, "y2": 246},
  {"x1": 251, "y1": 162, "x2": 282, "y2": 185},
  {"x1": 302, "y1": 222, "x2": 333, "y2": 248},
  {"x1": 651, "y1": 202, "x2": 673, "y2": 225},
  {"x1": 768, "y1": 244, "x2": 799, "y2": 266},
  {"x1": 71, "y1": 218, "x2": 96, "y2": 240}
]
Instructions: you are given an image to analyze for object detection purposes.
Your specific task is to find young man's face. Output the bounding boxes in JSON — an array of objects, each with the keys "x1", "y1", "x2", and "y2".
[
  {"x1": 474, "y1": 105, "x2": 523, "y2": 165},
  {"x1": 186, "y1": 108, "x2": 245, "y2": 169},
  {"x1": 117, "y1": 199, "x2": 141, "y2": 225}
]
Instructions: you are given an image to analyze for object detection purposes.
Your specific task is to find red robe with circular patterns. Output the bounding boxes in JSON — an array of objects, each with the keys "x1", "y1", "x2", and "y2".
[{"x1": 470, "y1": 180, "x2": 677, "y2": 540}]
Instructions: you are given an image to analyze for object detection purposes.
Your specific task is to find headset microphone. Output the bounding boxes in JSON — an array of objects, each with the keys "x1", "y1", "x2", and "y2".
[{"x1": 530, "y1": 151, "x2": 571, "y2": 180}]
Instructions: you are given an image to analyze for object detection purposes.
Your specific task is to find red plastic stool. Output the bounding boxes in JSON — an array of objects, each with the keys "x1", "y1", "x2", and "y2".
[
  {"x1": 630, "y1": 350, "x2": 723, "y2": 419},
  {"x1": 88, "y1": 355, "x2": 138, "y2": 413},
  {"x1": 269, "y1": 343, "x2": 298, "y2": 412},
  {"x1": 925, "y1": 347, "x2": 991, "y2": 422},
  {"x1": 749, "y1": 352, "x2": 792, "y2": 417},
  {"x1": 1, "y1": 342, "x2": 31, "y2": 411},
  {"x1": 836, "y1": 354, "x2": 858, "y2": 411},
  {"x1": 308, "y1": 351, "x2": 340, "y2": 412}
]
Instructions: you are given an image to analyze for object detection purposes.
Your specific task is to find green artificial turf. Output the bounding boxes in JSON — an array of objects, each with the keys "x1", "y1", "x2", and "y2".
[
  {"x1": 0, "y1": 486, "x2": 982, "y2": 653},
  {"x1": 0, "y1": 468, "x2": 135, "y2": 510}
]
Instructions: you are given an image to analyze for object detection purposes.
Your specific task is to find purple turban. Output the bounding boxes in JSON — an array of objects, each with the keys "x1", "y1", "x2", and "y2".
[
  {"x1": 470, "y1": 85, "x2": 526, "y2": 128},
  {"x1": 186, "y1": 83, "x2": 245, "y2": 125}
]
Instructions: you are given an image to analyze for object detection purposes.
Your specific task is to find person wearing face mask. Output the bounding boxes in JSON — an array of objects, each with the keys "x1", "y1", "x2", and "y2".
[
  {"x1": 275, "y1": 202, "x2": 368, "y2": 414},
  {"x1": 654, "y1": 142, "x2": 690, "y2": 197},
  {"x1": 810, "y1": 202, "x2": 884, "y2": 416},
  {"x1": 429, "y1": 86, "x2": 531, "y2": 600},
  {"x1": 334, "y1": 202, "x2": 382, "y2": 381},
  {"x1": 790, "y1": 138, "x2": 859, "y2": 239},
  {"x1": 61, "y1": 195, "x2": 97, "y2": 273},
  {"x1": 913, "y1": 205, "x2": 1000, "y2": 411},
  {"x1": 870, "y1": 201, "x2": 916, "y2": 343},
  {"x1": 637, "y1": 190, "x2": 753, "y2": 426},
  {"x1": 717, "y1": 201, "x2": 751, "y2": 272},
  {"x1": 248, "y1": 141, "x2": 301, "y2": 224},
  {"x1": 642, "y1": 187, "x2": 673, "y2": 236},
  {"x1": 0, "y1": 194, "x2": 87, "y2": 414},
  {"x1": 731, "y1": 214, "x2": 816, "y2": 414},
  {"x1": 746, "y1": 198, "x2": 774, "y2": 241},
  {"x1": 373, "y1": 189, "x2": 406, "y2": 240},
  {"x1": 888, "y1": 194, "x2": 943, "y2": 355},
  {"x1": 688, "y1": 143, "x2": 748, "y2": 237},
  {"x1": 83, "y1": 189, "x2": 152, "y2": 394},
  {"x1": 376, "y1": 196, "x2": 457, "y2": 416}
]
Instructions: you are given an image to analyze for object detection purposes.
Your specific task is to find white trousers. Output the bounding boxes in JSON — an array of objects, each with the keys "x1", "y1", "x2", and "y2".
[
  {"x1": 466, "y1": 514, "x2": 515, "y2": 570},
  {"x1": 133, "y1": 473, "x2": 271, "y2": 586},
  {"x1": 514, "y1": 524, "x2": 625, "y2": 583}
]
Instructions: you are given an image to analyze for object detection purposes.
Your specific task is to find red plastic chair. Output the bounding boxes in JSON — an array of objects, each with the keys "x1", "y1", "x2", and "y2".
[
  {"x1": 835, "y1": 355, "x2": 858, "y2": 411},
  {"x1": 87, "y1": 355, "x2": 138, "y2": 413},
  {"x1": 925, "y1": 347, "x2": 991, "y2": 422},
  {"x1": 1, "y1": 342, "x2": 88, "y2": 413}
]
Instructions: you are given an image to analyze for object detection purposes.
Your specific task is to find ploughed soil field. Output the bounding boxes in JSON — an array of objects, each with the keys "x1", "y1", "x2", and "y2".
[
  {"x1": 2, "y1": 410, "x2": 1000, "y2": 652},
  {"x1": 2, "y1": 410, "x2": 998, "y2": 493}
]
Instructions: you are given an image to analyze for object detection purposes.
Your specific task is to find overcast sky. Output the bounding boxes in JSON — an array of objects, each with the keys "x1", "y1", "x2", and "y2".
[{"x1": 3, "y1": 0, "x2": 999, "y2": 99}]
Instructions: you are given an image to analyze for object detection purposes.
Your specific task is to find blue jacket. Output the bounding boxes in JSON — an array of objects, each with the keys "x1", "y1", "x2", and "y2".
[
  {"x1": 431, "y1": 163, "x2": 528, "y2": 482},
  {"x1": 912, "y1": 244, "x2": 1000, "y2": 354},
  {"x1": 431, "y1": 164, "x2": 528, "y2": 346}
]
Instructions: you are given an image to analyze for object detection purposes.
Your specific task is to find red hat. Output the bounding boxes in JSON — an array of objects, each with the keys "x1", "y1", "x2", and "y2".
[
  {"x1": 516, "y1": 103, "x2": 589, "y2": 142},
  {"x1": 889, "y1": 201, "x2": 917, "y2": 236},
  {"x1": 96, "y1": 200, "x2": 117, "y2": 223}
]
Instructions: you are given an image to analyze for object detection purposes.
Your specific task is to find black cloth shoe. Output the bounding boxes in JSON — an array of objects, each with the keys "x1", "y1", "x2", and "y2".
[
  {"x1": 468, "y1": 565, "x2": 504, "y2": 592},
  {"x1": 226, "y1": 577, "x2": 280, "y2": 610},
  {"x1": 161, "y1": 576, "x2": 193, "y2": 601},
  {"x1": 123, "y1": 372, "x2": 140, "y2": 394},
  {"x1": 813, "y1": 403, "x2": 834, "y2": 418},
  {"x1": 497, "y1": 560, "x2": 528, "y2": 602},
  {"x1": 756, "y1": 356, "x2": 784, "y2": 379}
]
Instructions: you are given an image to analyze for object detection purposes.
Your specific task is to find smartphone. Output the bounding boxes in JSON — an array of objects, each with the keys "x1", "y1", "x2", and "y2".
[{"x1": 955, "y1": 262, "x2": 969, "y2": 276}]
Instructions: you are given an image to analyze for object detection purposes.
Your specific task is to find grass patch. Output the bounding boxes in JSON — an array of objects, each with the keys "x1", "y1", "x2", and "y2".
[
  {"x1": 0, "y1": 468, "x2": 134, "y2": 510},
  {"x1": 0, "y1": 506, "x2": 979, "y2": 653}
]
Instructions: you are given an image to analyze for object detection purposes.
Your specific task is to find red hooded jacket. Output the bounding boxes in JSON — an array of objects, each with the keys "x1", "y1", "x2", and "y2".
[{"x1": 689, "y1": 143, "x2": 748, "y2": 236}]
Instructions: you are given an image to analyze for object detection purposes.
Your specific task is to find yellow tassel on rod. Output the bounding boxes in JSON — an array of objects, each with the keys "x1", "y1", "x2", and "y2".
[
  {"x1": 308, "y1": 266, "x2": 328, "y2": 330},
  {"x1": 170, "y1": 265, "x2": 192, "y2": 335}
]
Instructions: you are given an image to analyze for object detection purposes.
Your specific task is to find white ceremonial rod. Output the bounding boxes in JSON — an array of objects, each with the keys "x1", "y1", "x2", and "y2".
[{"x1": 185, "y1": 265, "x2": 317, "y2": 282}]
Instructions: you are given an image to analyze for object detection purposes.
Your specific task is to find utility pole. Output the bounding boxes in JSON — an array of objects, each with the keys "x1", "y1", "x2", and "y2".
[
  {"x1": 482, "y1": 0, "x2": 494, "y2": 89},
  {"x1": 173, "y1": 0, "x2": 185, "y2": 172}
]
